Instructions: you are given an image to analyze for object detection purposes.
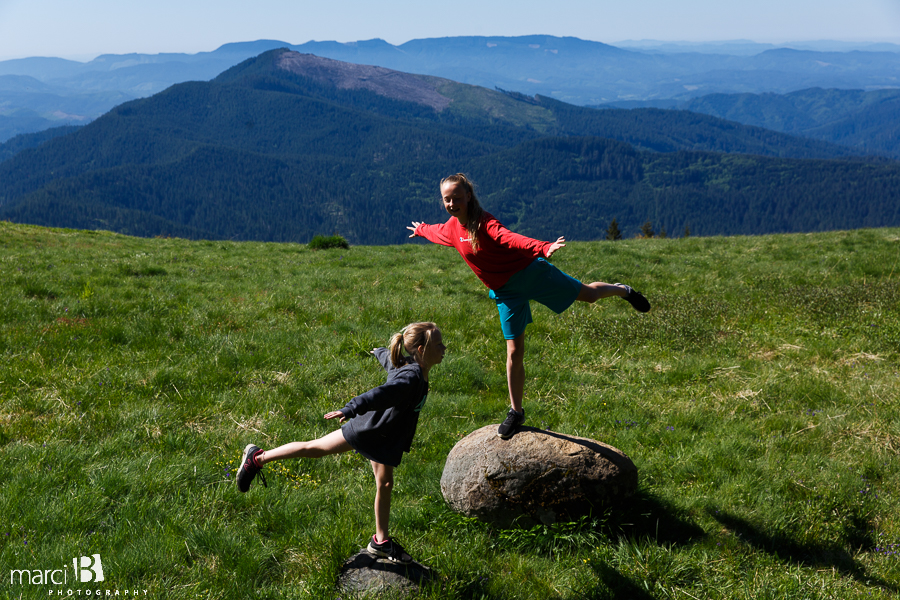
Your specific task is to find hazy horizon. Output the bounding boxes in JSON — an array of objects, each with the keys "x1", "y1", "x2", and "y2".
[
  {"x1": 3, "y1": 36, "x2": 900, "y2": 66},
  {"x1": 1, "y1": 0, "x2": 899, "y2": 62}
]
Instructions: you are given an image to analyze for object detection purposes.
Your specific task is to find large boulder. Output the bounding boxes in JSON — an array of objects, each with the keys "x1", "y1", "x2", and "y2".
[{"x1": 440, "y1": 425, "x2": 638, "y2": 528}]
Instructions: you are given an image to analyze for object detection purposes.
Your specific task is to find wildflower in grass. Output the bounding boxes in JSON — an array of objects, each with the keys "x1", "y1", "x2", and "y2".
[{"x1": 267, "y1": 462, "x2": 320, "y2": 489}]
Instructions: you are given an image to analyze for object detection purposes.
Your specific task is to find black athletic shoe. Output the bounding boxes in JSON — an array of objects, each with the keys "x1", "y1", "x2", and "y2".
[
  {"x1": 236, "y1": 443, "x2": 267, "y2": 492},
  {"x1": 367, "y1": 536, "x2": 413, "y2": 564},
  {"x1": 616, "y1": 283, "x2": 651, "y2": 313},
  {"x1": 497, "y1": 408, "x2": 525, "y2": 439}
]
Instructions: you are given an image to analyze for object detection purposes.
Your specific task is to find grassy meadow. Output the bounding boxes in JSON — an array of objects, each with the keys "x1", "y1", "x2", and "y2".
[{"x1": 1, "y1": 220, "x2": 899, "y2": 599}]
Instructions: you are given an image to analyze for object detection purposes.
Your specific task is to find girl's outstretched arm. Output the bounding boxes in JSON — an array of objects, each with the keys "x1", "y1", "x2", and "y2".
[
  {"x1": 408, "y1": 220, "x2": 455, "y2": 246},
  {"x1": 407, "y1": 221, "x2": 423, "y2": 237},
  {"x1": 545, "y1": 236, "x2": 566, "y2": 258}
]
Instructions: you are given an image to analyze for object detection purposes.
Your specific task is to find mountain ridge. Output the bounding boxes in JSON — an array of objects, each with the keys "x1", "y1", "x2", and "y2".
[
  {"x1": 1, "y1": 49, "x2": 898, "y2": 244},
  {"x1": 2, "y1": 34, "x2": 899, "y2": 143}
]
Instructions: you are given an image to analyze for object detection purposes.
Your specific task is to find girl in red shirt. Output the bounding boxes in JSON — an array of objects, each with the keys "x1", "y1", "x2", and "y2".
[{"x1": 408, "y1": 173, "x2": 649, "y2": 438}]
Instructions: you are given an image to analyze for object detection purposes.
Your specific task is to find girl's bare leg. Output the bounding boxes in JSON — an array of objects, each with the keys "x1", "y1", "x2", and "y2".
[
  {"x1": 577, "y1": 282, "x2": 626, "y2": 303},
  {"x1": 257, "y1": 428, "x2": 351, "y2": 464},
  {"x1": 506, "y1": 334, "x2": 526, "y2": 413},
  {"x1": 371, "y1": 461, "x2": 394, "y2": 542},
  {"x1": 504, "y1": 284, "x2": 626, "y2": 413}
]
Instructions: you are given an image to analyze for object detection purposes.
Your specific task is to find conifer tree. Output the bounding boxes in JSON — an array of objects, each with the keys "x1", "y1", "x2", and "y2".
[
  {"x1": 606, "y1": 218, "x2": 622, "y2": 241},
  {"x1": 640, "y1": 220, "x2": 655, "y2": 238}
]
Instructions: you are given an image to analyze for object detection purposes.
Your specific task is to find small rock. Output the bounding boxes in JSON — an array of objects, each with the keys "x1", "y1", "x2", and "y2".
[
  {"x1": 336, "y1": 550, "x2": 434, "y2": 598},
  {"x1": 441, "y1": 425, "x2": 638, "y2": 528}
]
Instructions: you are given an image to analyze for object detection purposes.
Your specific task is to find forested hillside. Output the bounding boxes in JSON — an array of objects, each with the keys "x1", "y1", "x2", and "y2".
[
  {"x1": 0, "y1": 124, "x2": 82, "y2": 162},
  {"x1": 1, "y1": 49, "x2": 898, "y2": 244},
  {"x1": 601, "y1": 87, "x2": 900, "y2": 159}
]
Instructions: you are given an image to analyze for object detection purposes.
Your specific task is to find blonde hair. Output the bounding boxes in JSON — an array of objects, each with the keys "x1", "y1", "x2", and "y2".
[
  {"x1": 441, "y1": 173, "x2": 484, "y2": 253},
  {"x1": 389, "y1": 322, "x2": 439, "y2": 368}
]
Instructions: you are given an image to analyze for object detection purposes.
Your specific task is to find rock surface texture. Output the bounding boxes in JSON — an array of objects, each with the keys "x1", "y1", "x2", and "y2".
[
  {"x1": 441, "y1": 425, "x2": 638, "y2": 528},
  {"x1": 336, "y1": 550, "x2": 434, "y2": 597}
]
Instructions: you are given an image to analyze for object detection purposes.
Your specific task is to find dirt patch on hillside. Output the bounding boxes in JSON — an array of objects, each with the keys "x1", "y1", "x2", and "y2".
[{"x1": 276, "y1": 51, "x2": 452, "y2": 112}]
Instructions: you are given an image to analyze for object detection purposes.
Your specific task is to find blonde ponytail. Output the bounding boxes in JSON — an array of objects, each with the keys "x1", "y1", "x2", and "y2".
[
  {"x1": 388, "y1": 322, "x2": 438, "y2": 368},
  {"x1": 388, "y1": 331, "x2": 406, "y2": 368}
]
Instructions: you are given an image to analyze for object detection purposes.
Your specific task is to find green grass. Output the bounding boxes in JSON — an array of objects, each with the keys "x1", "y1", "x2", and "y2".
[{"x1": 1, "y1": 221, "x2": 899, "y2": 599}]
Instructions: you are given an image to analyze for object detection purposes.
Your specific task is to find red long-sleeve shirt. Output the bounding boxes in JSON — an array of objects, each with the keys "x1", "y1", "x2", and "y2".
[{"x1": 415, "y1": 213, "x2": 551, "y2": 291}]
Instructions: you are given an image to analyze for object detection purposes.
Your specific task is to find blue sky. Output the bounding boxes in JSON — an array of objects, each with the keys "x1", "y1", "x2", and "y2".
[{"x1": 1, "y1": 0, "x2": 899, "y2": 61}]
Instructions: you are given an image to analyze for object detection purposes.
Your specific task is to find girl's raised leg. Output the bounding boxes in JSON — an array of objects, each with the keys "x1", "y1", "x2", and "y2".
[
  {"x1": 577, "y1": 282, "x2": 627, "y2": 303},
  {"x1": 258, "y1": 428, "x2": 352, "y2": 464}
]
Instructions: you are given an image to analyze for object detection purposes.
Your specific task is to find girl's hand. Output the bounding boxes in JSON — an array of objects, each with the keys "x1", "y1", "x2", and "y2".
[
  {"x1": 324, "y1": 410, "x2": 347, "y2": 424},
  {"x1": 407, "y1": 221, "x2": 423, "y2": 237},
  {"x1": 546, "y1": 236, "x2": 566, "y2": 258}
]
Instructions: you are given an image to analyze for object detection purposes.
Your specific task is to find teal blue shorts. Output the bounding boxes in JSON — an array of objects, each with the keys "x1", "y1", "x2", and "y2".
[{"x1": 489, "y1": 258, "x2": 582, "y2": 340}]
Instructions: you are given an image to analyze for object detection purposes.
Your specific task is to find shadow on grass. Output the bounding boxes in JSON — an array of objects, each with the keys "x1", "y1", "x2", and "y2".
[
  {"x1": 711, "y1": 510, "x2": 898, "y2": 594},
  {"x1": 604, "y1": 488, "x2": 706, "y2": 546},
  {"x1": 590, "y1": 564, "x2": 661, "y2": 600},
  {"x1": 450, "y1": 568, "x2": 662, "y2": 600},
  {"x1": 569, "y1": 490, "x2": 701, "y2": 600}
]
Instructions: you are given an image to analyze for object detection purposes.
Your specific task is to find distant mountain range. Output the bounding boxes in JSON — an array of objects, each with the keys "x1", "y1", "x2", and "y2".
[
  {"x1": 1, "y1": 49, "x2": 898, "y2": 245},
  {"x1": 614, "y1": 39, "x2": 900, "y2": 55},
  {"x1": 1, "y1": 35, "x2": 899, "y2": 143}
]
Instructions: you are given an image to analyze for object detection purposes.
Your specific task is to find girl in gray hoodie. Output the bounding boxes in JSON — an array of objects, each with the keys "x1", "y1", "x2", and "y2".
[{"x1": 235, "y1": 322, "x2": 445, "y2": 565}]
